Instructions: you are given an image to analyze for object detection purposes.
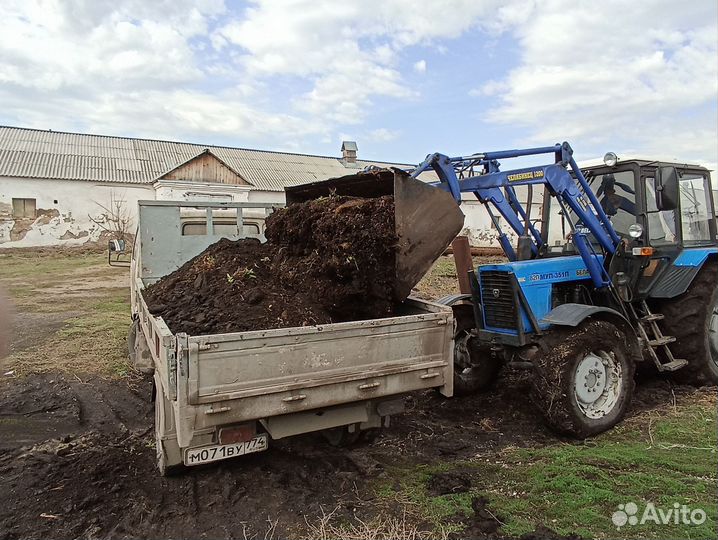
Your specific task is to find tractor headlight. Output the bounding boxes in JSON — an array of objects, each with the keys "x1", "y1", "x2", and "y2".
[
  {"x1": 628, "y1": 223, "x2": 644, "y2": 238},
  {"x1": 603, "y1": 152, "x2": 618, "y2": 167}
]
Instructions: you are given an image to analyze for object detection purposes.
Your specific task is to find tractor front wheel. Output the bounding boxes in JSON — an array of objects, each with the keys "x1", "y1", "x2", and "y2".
[
  {"x1": 451, "y1": 305, "x2": 501, "y2": 396},
  {"x1": 531, "y1": 320, "x2": 635, "y2": 438}
]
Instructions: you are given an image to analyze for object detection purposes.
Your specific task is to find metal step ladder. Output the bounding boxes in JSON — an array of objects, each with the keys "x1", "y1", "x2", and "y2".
[{"x1": 630, "y1": 301, "x2": 688, "y2": 372}]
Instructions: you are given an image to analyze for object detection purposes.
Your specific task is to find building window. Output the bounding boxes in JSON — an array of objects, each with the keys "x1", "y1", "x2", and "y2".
[
  {"x1": 12, "y1": 198, "x2": 36, "y2": 219},
  {"x1": 181, "y1": 221, "x2": 261, "y2": 236}
]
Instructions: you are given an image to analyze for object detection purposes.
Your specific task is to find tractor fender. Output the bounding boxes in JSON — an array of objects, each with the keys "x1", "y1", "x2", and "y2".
[
  {"x1": 436, "y1": 294, "x2": 484, "y2": 331},
  {"x1": 541, "y1": 304, "x2": 643, "y2": 363},
  {"x1": 650, "y1": 249, "x2": 717, "y2": 299}
]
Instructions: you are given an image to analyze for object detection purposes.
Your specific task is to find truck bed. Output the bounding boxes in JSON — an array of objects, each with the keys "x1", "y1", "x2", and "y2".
[
  {"x1": 134, "y1": 275, "x2": 453, "y2": 446},
  {"x1": 130, "y1": 200, "x2": 455, "y2": 461}
]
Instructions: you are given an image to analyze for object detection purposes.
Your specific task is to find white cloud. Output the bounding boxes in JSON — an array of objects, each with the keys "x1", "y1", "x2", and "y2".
[
  {"x1": 0, "y1": 0, "x2": 321, "y2": 146},
  {"x1": 367, "y1": 128, "x2": 400, "y2": 142},
  {"x1": 1, "y1": 0, "x2": 715, "y2": 171},
  {"x1": 474, "y1": 0, "x2": 718, "y2": 170},
  {"x1": 0, "y1": 0, "x2": 503, "y2": 145},
  {"x1": 215, "y1": 1, "x2": 504, "y2": 125},
  {"x1": 0, "y1": 1, "x2": 223, "y2": 90}
]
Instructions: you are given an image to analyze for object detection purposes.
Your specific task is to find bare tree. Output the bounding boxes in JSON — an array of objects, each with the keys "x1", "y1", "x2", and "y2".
[{"x1": 89, "y1": 191, "x2": 133, "y2": 243}]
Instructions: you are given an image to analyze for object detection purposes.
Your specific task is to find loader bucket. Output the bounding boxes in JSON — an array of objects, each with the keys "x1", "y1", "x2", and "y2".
[{"x1": 285, "y1": 168, "x2": 465, "y2": 301}]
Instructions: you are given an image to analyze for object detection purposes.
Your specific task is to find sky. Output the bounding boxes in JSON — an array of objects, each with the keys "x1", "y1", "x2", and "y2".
[{"x1": 1, "y1": 0, "x2": 717, "y2": 175}]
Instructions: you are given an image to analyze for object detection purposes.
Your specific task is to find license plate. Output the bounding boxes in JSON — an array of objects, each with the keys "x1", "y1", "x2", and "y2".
[{"x1": 184, "y1": 433, "x2": 268, "y2": 466}]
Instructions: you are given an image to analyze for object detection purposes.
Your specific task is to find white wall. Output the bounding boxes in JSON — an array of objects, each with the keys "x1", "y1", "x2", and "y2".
[
  {"x1": 0, "y1": 177, "x2": 154, "y2": 248},
  {"x1": 457, "y1": 193, "x2": 563, "y2": 248},
  {"x1": 458, "y1": 200, "x2": 498, "y2": 246},
  {"x1": 0, "y1": 177, "x2": 288, "y2": 248},
  {"x1": 1, "y1": 176, "x2": 548, "y2": 249},
  {"x1": 154, "y1": 180, "x2": 253, "y2": 203},
  {"x1": 247, "y1": 189, "x2": 285, "y2": 205}
]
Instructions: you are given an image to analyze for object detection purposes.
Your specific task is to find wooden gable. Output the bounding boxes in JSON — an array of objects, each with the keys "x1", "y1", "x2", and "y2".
[{"x1": 159, "y1": 150, "x2": 249, "y2": 185}]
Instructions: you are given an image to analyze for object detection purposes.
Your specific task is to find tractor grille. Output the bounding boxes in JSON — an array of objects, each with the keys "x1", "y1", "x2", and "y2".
[{"x1": 480, "y1": 271, "x2": 518, "y2": 330}]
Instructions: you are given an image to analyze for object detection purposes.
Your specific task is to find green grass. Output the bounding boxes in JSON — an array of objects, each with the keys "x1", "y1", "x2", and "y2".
[
  {"x1": 0, "y1": 251, "x2": 104, "y2": 279},
  {"x1": 23, "y1": 293, "x2": 132, "y2": 377},
  {"x1": 377, "y1": 462, "x2": 500, "y2": 536},
  {"x1": 374, "y1": 401, "x2": 717, "y2": 539},
  {"x1": 1, "y1": 250, "x2": 132, "y2": 378}
]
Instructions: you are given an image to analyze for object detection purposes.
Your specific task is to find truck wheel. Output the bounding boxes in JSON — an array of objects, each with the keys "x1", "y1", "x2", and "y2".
[
  {"x1": 531, "y1": 320, "x2": 635, "y2": 438},
  {"x1": 451, "y1": 305, "x2": 500, "y2": 396},
  {"x1": 322, "y1": 425, "x2": 361, "y2": 447},
  {"x1": 154, "y1": 378, "x2": 184, "y2": 476},
  {"x1": 658, "y1": 262, "x2": 718, "y2": 385}
]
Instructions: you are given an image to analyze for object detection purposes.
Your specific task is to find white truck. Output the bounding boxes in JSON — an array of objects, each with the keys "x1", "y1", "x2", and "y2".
[{"x1": 127, "y1": 200, "x2": 456, "y2": 474}]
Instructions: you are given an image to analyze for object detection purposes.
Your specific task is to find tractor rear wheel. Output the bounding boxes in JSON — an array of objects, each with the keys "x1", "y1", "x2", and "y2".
[
  {"x1": 531, "y1": 320, "x2": 635, "y2": 438},
  {"x1": 657, "y1": 262, "x2": 718, "y2": 385},
  {"x1": 451, "y1": 305, "x2": 501, "y2": 396}
]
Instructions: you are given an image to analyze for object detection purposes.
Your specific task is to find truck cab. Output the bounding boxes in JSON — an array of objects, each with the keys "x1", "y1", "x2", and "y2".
[{"x1": 178, "y1": 207, "x2": 267, "y2": 238}]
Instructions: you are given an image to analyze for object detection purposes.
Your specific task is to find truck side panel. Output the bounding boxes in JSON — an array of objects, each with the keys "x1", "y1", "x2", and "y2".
[{"x1": 186, "y1": 308, "x2": 451, "y2": 405}]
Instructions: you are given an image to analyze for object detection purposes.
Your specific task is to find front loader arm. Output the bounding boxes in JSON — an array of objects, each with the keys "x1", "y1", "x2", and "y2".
[{"x1": 412, "y1": 142, "x2": 621, "y2": 288}]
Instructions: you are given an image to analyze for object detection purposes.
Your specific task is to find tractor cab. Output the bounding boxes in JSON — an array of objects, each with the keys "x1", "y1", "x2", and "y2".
[
  {"x1": 579, "y1": 154, "x2": 716, "y2": 248},
  {"x1": 568, "y1": 155, "x2": 717, "y2": 301}
]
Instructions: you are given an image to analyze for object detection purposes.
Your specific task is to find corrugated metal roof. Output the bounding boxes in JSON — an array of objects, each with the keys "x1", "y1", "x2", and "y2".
[{"x1": 0, "y1": 126, "x2": 414, "y2": 191}]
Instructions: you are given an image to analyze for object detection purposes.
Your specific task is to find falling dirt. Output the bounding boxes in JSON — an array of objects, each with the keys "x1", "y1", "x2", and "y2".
[{"x1": 143, "y1": 195, "x2": 398, "y2": 335}]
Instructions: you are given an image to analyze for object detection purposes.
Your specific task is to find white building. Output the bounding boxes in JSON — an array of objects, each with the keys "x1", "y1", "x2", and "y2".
[{"x1": 0, "y1": 126, "x2": 501, "y2": 248}]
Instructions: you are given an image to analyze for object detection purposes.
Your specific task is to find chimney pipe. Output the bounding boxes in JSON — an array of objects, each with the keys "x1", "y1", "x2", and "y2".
[{"x1": 341, "y1": 141, "x2": 357, "y2": 164}]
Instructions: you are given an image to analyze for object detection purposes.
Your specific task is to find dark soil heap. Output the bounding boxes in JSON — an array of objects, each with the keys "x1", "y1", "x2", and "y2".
[{"x1": 143, "y1": 195, "x2": 398, "y2": 335}]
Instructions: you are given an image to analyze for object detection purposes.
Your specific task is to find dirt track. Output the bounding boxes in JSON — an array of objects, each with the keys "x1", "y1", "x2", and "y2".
[{"x1": 0, "y1": 367, "x2": 699, "y2": 540}]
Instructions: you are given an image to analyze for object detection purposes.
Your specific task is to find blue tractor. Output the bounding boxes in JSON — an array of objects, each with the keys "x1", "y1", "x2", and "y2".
[
  {"x1": 287, "y1": 142, "x2": 717, "y2": 438},
  {"x1": 413, "y1": 142, "x2": 717, "y2": 437}
]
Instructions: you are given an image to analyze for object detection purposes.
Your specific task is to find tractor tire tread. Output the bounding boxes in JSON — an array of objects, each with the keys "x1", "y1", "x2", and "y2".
[
  {"x1": 530, "y1": 319, "x2": 635, "y2": 439},
  {"x1": 656, "y1": 261, "x2": 718, "y2": 385}
]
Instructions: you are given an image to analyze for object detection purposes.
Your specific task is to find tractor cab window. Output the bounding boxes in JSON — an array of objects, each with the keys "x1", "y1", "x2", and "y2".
[
  {"x1": 645, "y1": 178, "x2": 677, "y2": 245},
  {"x1": 678, "y1": 173, "x2": 712, "y2": 245},
  {"x1": 545, "y1": 169, "x2": 638, "y2": 250},
  {"x1": 646, "y1": 173, "x2": 713, "y2": 246},
  {"x1": 595, "y1": 171, "x2": 637, "y2": 238}
]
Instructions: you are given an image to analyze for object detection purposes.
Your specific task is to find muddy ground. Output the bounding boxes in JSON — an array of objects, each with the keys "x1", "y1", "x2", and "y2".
[
  {"x1": 1, "y1": 251, "x2": 714, "y2": 540},
  {"x1": 0, "y1": 363, "x2": 700, "y2": 540}
]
